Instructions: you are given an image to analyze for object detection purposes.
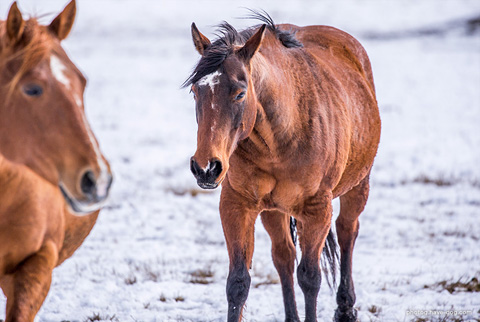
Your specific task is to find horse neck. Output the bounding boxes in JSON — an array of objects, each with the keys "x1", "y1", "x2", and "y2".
[{"x1": 248, "y1": 52, "x2": 303, "y2": 156}]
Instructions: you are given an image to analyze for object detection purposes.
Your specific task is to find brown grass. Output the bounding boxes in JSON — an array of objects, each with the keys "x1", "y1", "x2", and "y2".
[
  {"x1": 253, "y1": 273, "x2": 280, "y2": 288},
  {"x1": 189, "y1": 268, "x2": 215, "y2": 284},
  {"x1": 166, "y1": 187, "x2": 214, "y2": 197},
  {"x1": 84, "y1": 313, "x2": 118, "y2": 322},
  {"x1": 424, "y1": 277, "x2": 480, "y2": 294}
]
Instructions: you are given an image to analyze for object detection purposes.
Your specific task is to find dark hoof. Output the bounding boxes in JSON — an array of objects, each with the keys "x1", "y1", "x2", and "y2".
[{"x1": 334, "y1": 307, "x2": 358, "y2": 322}]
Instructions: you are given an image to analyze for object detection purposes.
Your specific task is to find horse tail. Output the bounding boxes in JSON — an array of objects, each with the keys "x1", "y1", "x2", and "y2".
[
  {"x1": 289, "y1": 217, "x2": 298, "y2": 247},
  {"x1": 289, "y1": 217, "x2": 338, "y2": 290},
  {"x1": 321, "y1": 228, "x2": 339, "y2": 290}
]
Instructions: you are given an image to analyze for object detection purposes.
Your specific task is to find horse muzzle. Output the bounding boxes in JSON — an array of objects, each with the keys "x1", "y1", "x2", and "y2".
[
  {"x1": 190, "y1": 157, "x2": 223, "y2": 189},
  {"x1": 60, "y1": 169, "x2": 113, "y2": 215}
]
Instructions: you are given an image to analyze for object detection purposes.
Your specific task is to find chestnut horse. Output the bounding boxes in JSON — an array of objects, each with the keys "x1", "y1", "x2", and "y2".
[
  {"x1": 185, "y1": 13, "x2": 380, "y2": 322},
  {"x1": 0, "y1": 1, "x2": 112, "y2": 321}
]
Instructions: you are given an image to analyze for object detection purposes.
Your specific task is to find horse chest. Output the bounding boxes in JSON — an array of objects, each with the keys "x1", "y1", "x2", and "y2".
[
  {"x1": 263, "y1": 181, "x2": 307, "y2": 211},
  {"x1": 229, "y1": 155, "x2": 324, "y2": 212},
  {"x1": 252, "y1": 172, "x2": 320, "y2": 212}
]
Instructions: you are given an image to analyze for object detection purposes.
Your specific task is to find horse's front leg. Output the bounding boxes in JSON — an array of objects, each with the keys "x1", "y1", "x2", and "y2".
[
  {"x1": 296, "y1": 192, "x2": 333, "y2": 322},
  {"x1": 1, "y1": 241, "x2": 58, "y2": 322},
  {"x1": 220, "y1": 181, "x2": 259, "y2": 322}
]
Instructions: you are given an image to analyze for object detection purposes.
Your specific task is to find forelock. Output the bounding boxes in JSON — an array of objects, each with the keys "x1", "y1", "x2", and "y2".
[{"x1": 183, "y1": 22, "x2": 255, "y2": 88}]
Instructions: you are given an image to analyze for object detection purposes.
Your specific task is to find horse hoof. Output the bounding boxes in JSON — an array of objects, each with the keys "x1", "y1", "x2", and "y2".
[{"x1": 334, "y1": 307, "x2": 358, "y2": 322}]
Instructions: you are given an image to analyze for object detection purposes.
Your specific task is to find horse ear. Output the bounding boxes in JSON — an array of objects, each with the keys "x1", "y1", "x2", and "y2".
[
  {"x1": 6, "y1": 2, "x2": 25, "y2": 44},
  {"x1": 191, "y1": 23, "x2": 211, "y2": 55},
  {"x1": 49, "y1": 0, "x2": 76, "y2": 40},
  {"x1": 238, "y1": 24, "x2": 266, "y2": 62}
]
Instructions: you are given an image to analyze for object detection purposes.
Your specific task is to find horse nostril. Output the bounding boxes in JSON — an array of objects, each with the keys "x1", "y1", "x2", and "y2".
[
  {"x1": 190, "y1": 158, "x2": 201, "y2": 177},
  {"x1": 208, "y1": 160, "x2": 223, "y2": 180},
  {"x1": 80, "y1": 170, "x2": 96, "y2": 195}
]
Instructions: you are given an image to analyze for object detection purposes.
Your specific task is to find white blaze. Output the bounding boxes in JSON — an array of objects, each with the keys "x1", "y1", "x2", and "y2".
[
  {"x1": 81, "y1": 112, "x2": 110, "y2": 199},
  {"x1": 74, "y1": 93, "x2": 83, "y2": 108},
  {"x1": 198, "y1": 71, "x2": 221, "y2": 92},
  {"x1": 50, "y1": 55, "x2": 71, "y2": 89},
  {"x1": 50, "y1": 56, "x2": 110, "y2": 210},
  {"x1": 198, "y1": 72, "x2": 221, "y2": 126},
  {"x1": 210, "y1": 119, "x2": 217, "y2": 142}
]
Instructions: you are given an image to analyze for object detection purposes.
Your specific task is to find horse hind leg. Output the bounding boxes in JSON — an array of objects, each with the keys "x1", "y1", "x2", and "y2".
[
  {"x1": 334, "y1": 175, "x2": 370, "y2": 322},
  {"x1": 1, "y1": 241, "x2": 58, "y2": 322},
  {"x1": 261, "y1": 211, "x2": 300, "y2": 322}
]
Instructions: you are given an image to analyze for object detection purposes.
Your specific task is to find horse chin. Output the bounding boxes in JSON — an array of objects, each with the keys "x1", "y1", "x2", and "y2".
[
  {"x1": 197, "y1": 181, "x2": 219, "y2": 190},
  {"x1": 59, "y1": 184, "x2": 107, "y2": 216},
  {"x1": 196, "y1": 174, "x2": 226, "y2": 190}
]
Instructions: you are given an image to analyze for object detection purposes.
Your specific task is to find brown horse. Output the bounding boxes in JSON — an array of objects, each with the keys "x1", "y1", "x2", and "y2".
[
  {"x1": 0, "y1": 1, "x2": 112, "y2": 321},
  {"x1": 185, "y1": 12, "x2": 380, "y2": 322}
]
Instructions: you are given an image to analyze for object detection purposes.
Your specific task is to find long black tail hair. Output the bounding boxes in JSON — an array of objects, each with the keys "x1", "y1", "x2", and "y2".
[{"x1": 289, "y1": 217, "x2": 338, "y2": 290}]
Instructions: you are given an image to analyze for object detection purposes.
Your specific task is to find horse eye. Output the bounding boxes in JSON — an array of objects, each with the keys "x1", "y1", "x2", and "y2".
[
  {"x1": 23, "y1": 84, "x2": 43, "y2": 97},
  {"x1": 235, "y1": 91, "x2": 246, "y2": 101}
]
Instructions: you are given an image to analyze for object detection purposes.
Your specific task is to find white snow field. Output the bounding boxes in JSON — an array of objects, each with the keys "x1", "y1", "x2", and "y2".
[{"x1": 1, "y1": 0, "x2": 479, "y2": 321}]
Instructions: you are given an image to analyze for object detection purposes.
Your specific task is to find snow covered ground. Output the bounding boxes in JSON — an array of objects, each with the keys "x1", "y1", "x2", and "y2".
[{"x1": 1, "y1": 0, "x2": 479, "y2": 321}]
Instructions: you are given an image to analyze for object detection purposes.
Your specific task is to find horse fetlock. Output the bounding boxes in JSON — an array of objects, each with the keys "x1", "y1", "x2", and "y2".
[
  {"x1": 297, "y1": 260, "x2": 321, "y2": 295},
  {"x1": 336, "y1": 283, "x2": 356, "y2": 308},
  {"x1": 226, "y1": 265, "x2": 251, "y2": 306},
  {"x1": 334, "y1": 306, "x2": 358, "y2": 322},
  {"x1": 285, "y1": 318, "x2": 301, "y2": 322},
  {"x1": 226, "y1": 266, "x2": 251, "y2": 322}
]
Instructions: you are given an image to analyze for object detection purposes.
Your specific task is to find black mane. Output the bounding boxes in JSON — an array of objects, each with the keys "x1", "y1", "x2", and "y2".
[{"x1": 182, "y1": 10, "x2": 302, "y2": 88}]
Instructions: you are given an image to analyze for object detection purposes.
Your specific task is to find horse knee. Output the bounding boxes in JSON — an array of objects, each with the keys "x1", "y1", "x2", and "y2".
[
  {"x1": 226, "y1": 262, "x2": 251, "y2": 308},
  {"x1": 297, "y1": 258, "x2": 321, "y2": 296}
]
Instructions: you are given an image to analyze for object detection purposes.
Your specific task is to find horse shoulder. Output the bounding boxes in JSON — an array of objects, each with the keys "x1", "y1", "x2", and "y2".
[{"x1": 0, "y1": 163, "x2": 64, "y2": 275}]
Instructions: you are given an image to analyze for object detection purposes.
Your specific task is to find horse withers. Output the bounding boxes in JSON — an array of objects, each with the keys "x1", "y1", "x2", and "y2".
[
  {"x1": 185, "y1": 13, "x2": 380, "y2": 322},
  {"x1": 0, "y1": 1, "x2": 112, "y2": 321}
]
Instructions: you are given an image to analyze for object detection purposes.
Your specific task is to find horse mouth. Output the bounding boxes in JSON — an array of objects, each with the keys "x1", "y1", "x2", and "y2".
[
  {"x1": 197, "y1": 181, "x2": 219, "y2": 190},
  {"x1": 59, "y1": 184, "x2": 108, "y2": 215}
]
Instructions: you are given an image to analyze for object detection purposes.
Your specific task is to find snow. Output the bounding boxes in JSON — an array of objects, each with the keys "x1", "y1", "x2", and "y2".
[{"x1": 1, "y1": 0, "x2": 479, "y2": 321}]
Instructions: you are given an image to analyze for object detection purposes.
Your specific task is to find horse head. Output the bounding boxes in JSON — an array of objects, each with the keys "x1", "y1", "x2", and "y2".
[
  {"x1": 186, "y1": 23, "x2": 266, "y2": 189},
  {"x1": 0, "y1": 1, "x2": 112, "y2": 214}
]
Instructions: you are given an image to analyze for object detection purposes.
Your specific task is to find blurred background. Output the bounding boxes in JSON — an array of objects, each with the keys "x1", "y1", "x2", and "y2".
[{"x1": 1, "y1": 1, "x2": 479, "y2": 321}]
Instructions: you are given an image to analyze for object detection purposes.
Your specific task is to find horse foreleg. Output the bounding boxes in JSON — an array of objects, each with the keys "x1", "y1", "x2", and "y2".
[
  {"x1": 220, "y1": 183, "x2": 259, "y2": 322},
  {"x1": 2, "y1": 241, "x2": 58, "y2": 322},
  {"x1": 296, "y1": 192, "x2": 333, "y2": 322},
  {"x1": 261, "y1": 211, "x2": 300, "y2": 322},
  {"x1": 334, "y1": 176, "x2": 369, "y2": 322}
]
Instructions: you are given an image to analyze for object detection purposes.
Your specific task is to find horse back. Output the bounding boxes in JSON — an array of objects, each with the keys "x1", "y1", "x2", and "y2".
[{"x1": 279, "y1": 24, "x2": 375, "y2": 93}]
